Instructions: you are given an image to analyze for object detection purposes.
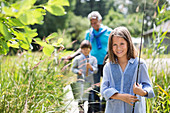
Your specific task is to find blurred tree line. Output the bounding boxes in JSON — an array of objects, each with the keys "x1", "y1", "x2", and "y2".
[{"x1": 4, "y1": 0, "x2": 170, "y2": 52}]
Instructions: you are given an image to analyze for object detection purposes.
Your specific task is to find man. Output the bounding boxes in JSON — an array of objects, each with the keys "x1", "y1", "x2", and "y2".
[
  {"x1": 64, "y1": 11, "x2": 112, "y2": 112},
  {"x1": 85, "y1": 11, "x2": 112, "y2": 113}
]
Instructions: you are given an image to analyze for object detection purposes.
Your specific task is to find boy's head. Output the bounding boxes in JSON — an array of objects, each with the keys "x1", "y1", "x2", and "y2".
[
  {"x1": 80, "y1": 40, "x2": 92, "y2": 49},
  {"x1": 80, "y1": 40, "x2": 92, "y2": 56}
]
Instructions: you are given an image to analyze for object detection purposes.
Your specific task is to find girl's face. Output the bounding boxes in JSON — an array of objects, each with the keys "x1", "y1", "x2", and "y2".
[
  {"x1": 112, "y1": 36, "x2": 128, "y2": 59},
  {"x1": 81, "y1": 47, "x2": 91, "y2": 56}
]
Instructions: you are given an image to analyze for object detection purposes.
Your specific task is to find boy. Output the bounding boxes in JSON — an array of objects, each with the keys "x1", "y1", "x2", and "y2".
[{"x1": 71, "y1": 40, "x2": 98, "y2": 113}]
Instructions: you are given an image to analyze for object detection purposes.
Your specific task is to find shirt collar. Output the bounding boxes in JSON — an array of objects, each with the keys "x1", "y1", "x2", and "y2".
[
  {"x1": 128, "y1": 58, "x2": 136, "y2": 64},
  {"x1": 81, "y1": 53, "x2": 91, "y2": 58},
  {"x1": 110, "y1": 58, "x2": 136, "y2": 64}
]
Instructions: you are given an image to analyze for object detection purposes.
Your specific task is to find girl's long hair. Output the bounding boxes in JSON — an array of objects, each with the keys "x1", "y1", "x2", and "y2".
[{"x1": 108, "y1": 26, "x2": 138, "y2": 63}]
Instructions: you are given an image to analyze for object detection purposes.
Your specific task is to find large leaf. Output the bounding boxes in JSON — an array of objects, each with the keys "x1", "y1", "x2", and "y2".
[
  {"x1": 12, "y1": 0, "x2": 36, "y2": 15},
  {"x1": 2, "y1": 6, "x2": 18, "y2": 17},
  {"x1": 0, "y1": 21, "x2": 12, "y2": 40},
  {"x1": 43, "y1": 45, "x2": 54, "y2": 56},
  {"x1": 8, "y1": 18, "x2": 24, "y2": 27},
  {"x1": 48, "y1": 0, "x2": 69, "y2": 6},
  {"x1": 45, "y1": 5, "x2": 65, "y2": 16},
  {"x1": 18, "y1": 8, "x2": 45, "y2": 25},
  {"x1": 46, "y1": 32, "x2": 58, "y2": 43},
  {"x1": 34, "y1": 38, "x2": 47, "y2": 46},
  {"x1": 3, "y1": 0, "x2": 37, "y2": 18},
  {"x1": 24, "y1": 27, "x2": 38, "y2": 39}
]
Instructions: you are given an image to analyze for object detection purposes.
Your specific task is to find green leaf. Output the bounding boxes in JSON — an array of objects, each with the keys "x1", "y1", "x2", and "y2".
[
  {"x1": 157, "y1": 6, "x2": 160, "y2": 14},
  {"x1": 156, "y1": 84, "x2": 169, "y2": 97},
  {"x1": 12, "y1": 0, "x2": 36, "y2": 12},
  {"x1": 2, "y1": 6, "x2": 18, "y2": 17},
  {"x1": 46, "y1": 32, "x2": 58, "y2": 43},
  {"x1": 43, "y1": 45, "x2": 54, "y2": 56},
  {"x1": 8, "y1": 18, "x2": 24, "y2": 27},
  {"x1": 0, "y1": 21, "x2": 12, "y2": 40},
  {"x1": 48, "y1": 0, "x2": 70, "y2": 6},
  {"x1": 57, "y1": 38, "x2": 63, "y2": 44},
  {"x1": 24, "y1": 27, "x2": 38, "y2": 39},
  {"x1": 7, "y1": 40, "x2": 19, "y2": 48},
  {"x1": 18, "y1": 8, "x2": 45, "y2": 25},
  {"x1": 157, "y1": 30, "x2": 167, "y2": 49},
  {"x1": 0, "y1": 39, "x2": 9, "y2": 55},
  {"x1": 34, "y1": 39, "x2": 47, "y2": 47},
  {"x1": 45, "y1": 5, "x2": 65, "y2": 16},
  {"x1": 19, "y1": 40, "x2": 29, "y2": 50}
]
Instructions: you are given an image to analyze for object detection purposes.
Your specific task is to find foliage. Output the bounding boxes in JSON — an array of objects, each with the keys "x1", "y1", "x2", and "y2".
[
  {"x1": 146, "y1": 59, "x2": 170, "y2": 113},
  {"x1": 54, "y1": 12, "x2": 89, "y2": 50},
  {"x1": 0, "y1": 51, "x2": 74, "y2": 112},
  {"x1": 0, "y1": 0, "x2": 69, "y2": 56},
  {"x1": 141, "y1": 3, "x2": 170, "y2": 112},
  {"x1": 103, "y1": 8, "x2": 143, "y2": 37}
]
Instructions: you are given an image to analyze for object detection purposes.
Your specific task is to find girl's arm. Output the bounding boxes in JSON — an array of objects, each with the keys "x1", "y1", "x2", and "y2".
[
  {"x1": 133, "y1": 59, "x2": 155, "y2": 98},
  {"x1": 110, "y1": 93, "x2": 139, "y2": 106},
  {"x1": 101, "y1": 64, "x2": 119, "y2": 100},
  {"x1": 101, "y1": 63, "x2": 139, "y2": 106}
]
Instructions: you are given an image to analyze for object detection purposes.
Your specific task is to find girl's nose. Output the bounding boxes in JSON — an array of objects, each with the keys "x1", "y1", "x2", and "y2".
[{"x1": 117, "y1": 45, "x2": 121, "y2": 50}]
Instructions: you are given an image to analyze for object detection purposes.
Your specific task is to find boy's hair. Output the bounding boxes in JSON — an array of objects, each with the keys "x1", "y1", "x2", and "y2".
[
  {"x1": 88, "y1": 11, "x2": 102, "y2": 21},
  {"x1": 80, "y1": 40, "x2": 92, "y2": 49},
  {"x1": 108, "y1": 26, "x2": 138, "y2": 63}
]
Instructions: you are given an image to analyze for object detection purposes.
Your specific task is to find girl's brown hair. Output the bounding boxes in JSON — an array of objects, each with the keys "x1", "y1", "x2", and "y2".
[{"x1": 108, "y1": 26, "x2": 138, "y2": 63}]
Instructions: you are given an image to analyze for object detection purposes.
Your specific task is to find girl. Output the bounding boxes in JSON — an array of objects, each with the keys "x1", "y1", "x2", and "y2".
[{"x1": 101, "y1": 26, "x2": 154, "y2": 113}]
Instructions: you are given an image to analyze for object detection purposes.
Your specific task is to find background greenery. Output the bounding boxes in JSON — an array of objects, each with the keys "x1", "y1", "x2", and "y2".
[{"x1": 0, "y1": 0, "x2": 169, "y2": 112}]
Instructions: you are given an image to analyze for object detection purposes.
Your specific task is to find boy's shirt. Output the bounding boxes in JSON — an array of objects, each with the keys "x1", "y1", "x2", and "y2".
[{"x1": 71, "y1": 53, "x2": 98, "y2": 84}]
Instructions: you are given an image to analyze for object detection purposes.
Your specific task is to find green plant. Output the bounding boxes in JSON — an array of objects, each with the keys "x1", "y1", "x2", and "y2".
[
  {"x1": 0, "y1": 51, "x2": 74, "y2": 112},
  {"x1": 0, "y1": 0, "x2": 69, "y2": 56}
]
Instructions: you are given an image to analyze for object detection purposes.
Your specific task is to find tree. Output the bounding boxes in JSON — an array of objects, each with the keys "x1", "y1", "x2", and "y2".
[{"x1": 0, "y1": 0, "x2": 69, "y2": 56}]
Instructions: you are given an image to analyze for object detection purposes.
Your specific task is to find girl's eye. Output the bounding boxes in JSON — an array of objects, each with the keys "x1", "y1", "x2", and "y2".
[
  {"x1": 113, "y1": 44, "x2": 117, "y2": 46},
  {"x1": 120, "y1": 43, "x2": 124, "y2": 45}
]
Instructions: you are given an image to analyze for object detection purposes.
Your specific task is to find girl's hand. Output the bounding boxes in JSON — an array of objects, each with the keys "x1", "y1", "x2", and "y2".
[
  {"x1": 111, "y1": 93, "x2": 139, "y2": 106},
  {"x1": 119, "y1": 94, "x2": 139, "y2": 106},
  {"x1": 133, "y1": 82, "x2": 148, "y2": 96}
]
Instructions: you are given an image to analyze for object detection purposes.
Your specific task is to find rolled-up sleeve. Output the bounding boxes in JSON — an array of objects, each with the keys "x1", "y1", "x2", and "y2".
[
  {"x1": 71, "y1": 58, "x2": 79, "y2": 74},
  {"x1": 101, "y1": 64, "x2": 119, "y2": 100},
  {"x1": 140, "y1": 60, "x2": 155, "y2": 98}
]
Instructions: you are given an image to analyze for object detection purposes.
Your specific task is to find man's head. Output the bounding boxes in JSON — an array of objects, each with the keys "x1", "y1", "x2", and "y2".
[
  {"x1": 80, "y1": 40, "x2": 92, "y2": 56},
  {"x1": 88, "y1": 11, "x2": 102, "y2": 31}
]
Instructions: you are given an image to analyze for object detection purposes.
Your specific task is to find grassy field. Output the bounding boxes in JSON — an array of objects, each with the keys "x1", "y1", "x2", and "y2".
[{"x1": 0, "y1": 51, "x2": 169, "y2": 112}]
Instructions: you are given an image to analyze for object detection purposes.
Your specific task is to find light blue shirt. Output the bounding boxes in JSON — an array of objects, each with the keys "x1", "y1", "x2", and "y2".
[
  {"x1": 71, "y1": 53, "x2": 98, "y2": 84},
  {"x1": 85, "y1": 24, "x2": 112, "y2": 65},
  {"x1": 101, "y1": 58, "x2": 155, "y2": 113}
]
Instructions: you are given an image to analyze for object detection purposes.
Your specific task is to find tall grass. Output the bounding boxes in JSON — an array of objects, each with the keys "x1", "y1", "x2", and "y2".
[
  {"x1": 0, "y1": 51, "x2": 73, "y2": 112},
  {"x1": 146, "y1": 58, "x2": 170, "y2": 113}
]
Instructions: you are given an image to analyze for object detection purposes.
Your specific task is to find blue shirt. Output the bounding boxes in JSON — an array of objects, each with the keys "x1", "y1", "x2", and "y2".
[
  {"x1": 71, "y1": 53, "x2": 98, "y2": 84},
  {"x1": 101, "y1": 58, "x2": 155, "y2": 113},
  {"x1": 85, "y1": 24, "x2": 112, "y2": 65}
]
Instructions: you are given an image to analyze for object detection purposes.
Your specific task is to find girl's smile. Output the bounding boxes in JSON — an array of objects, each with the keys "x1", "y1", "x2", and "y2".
[{"x1": 112, "y1": 36, "x2": 128, "y2": 59}]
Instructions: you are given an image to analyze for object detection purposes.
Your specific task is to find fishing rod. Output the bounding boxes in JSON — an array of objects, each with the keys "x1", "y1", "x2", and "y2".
[{"x1": 132, "y1": 1, "x2": 146, "y2": 113}]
